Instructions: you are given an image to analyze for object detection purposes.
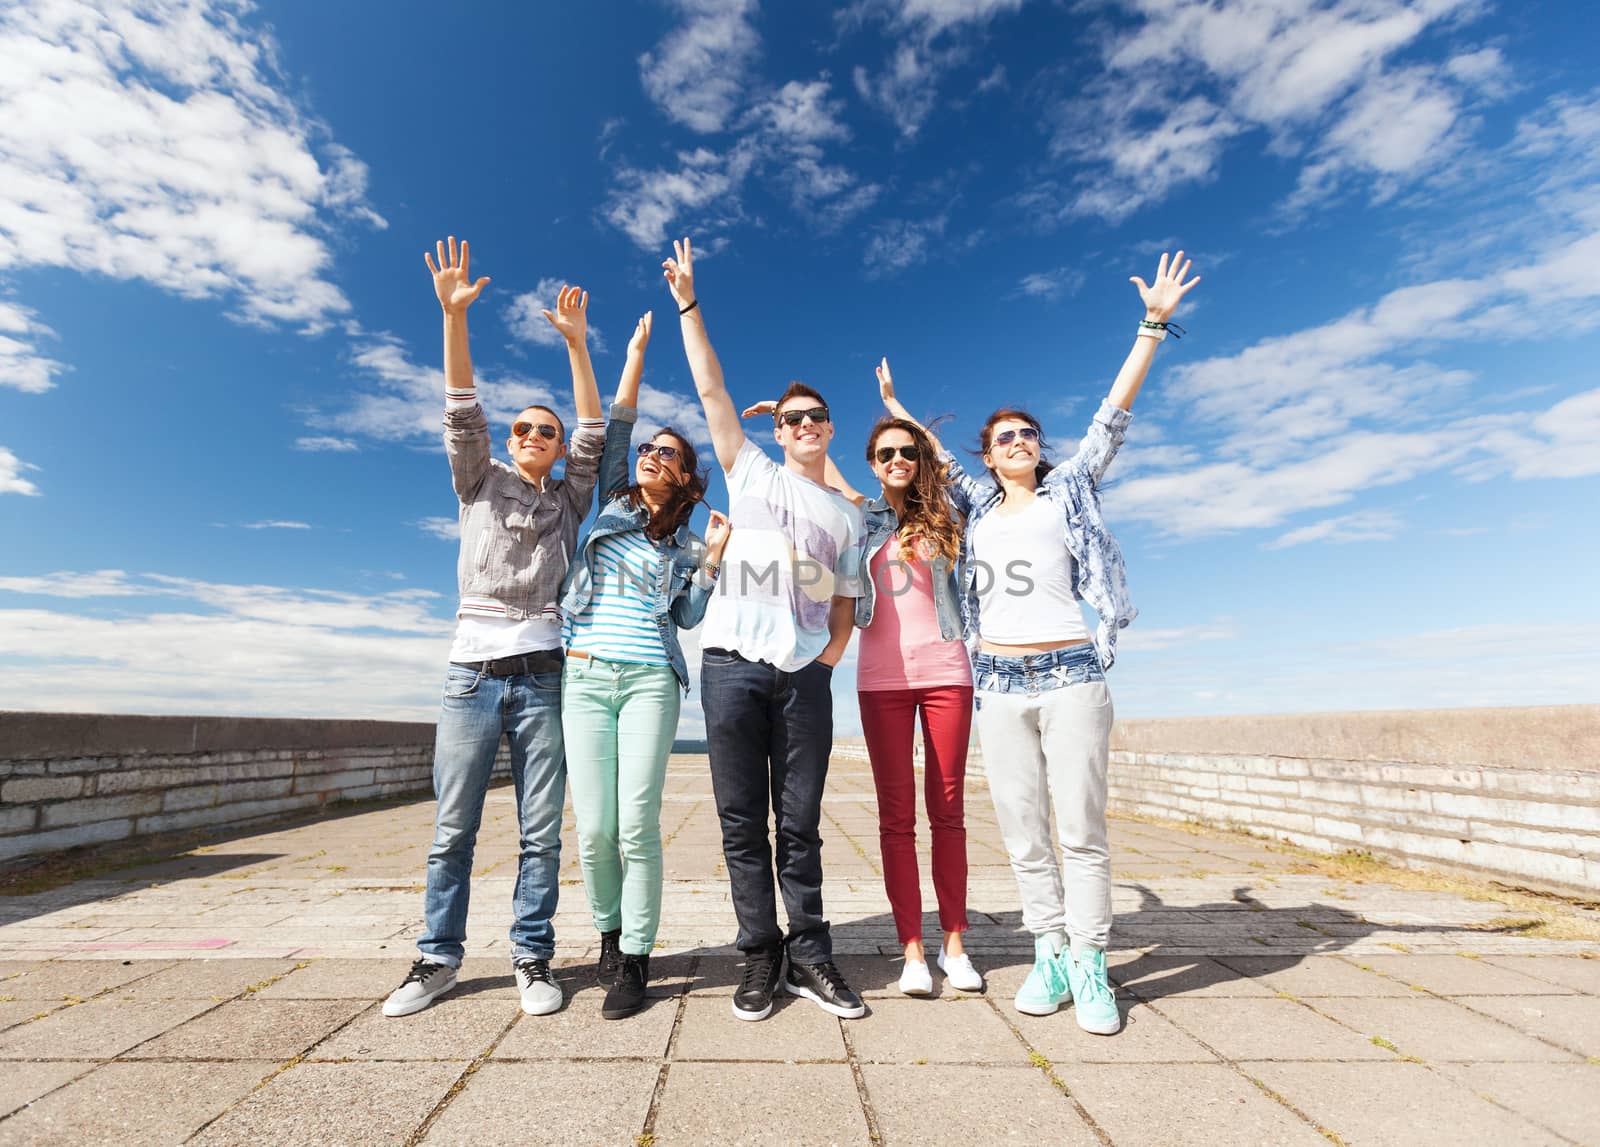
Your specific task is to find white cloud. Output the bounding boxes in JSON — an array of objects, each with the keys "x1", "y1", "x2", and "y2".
[
  {"x1": 241, "y1": 520, "x2": 312, "y2": 530},
  {"x1": 603, "y1": 143, "x2": 759, "y2": 250},
  {"x1": 1040, "y1": 0, "x2": 1489, "y2": 223},
  {"x1": 1265, "y1": 509, "x2": 1403, "y2": 549},
  {"x1": 504, "y1": 278, "x2": 607, "y2": 352},
  {"x1": 0, "y1": 569, "x2": 142, "y2": 597},
  {"x1": 0, "y1": 300, "x2": 66, "y2": 393},
  {"x1": 1117, "y1": 620, "x2": 1239, "y2": 652},
  {"x1": 1014, "y1": 266, "x2": 1085, "y2": 301},
  {"x1": 415, "y1": 516, "x2": 461, "y2": 541},
  {"x1": 0, "y1": 0, "x2": 384, "y2": 336},
  {"x1": 863, "y1": 215, "x2": 947, "y2": 278},
  {"x1": 293, "y1": 436, "x2": 358, "y2": 452},
  {"x1": 627, "y1": 382, "x2": 714, "y2": 449},
  {"x1": 0, "y1": 445, "x2": 39, "y2": 496},
  {"x1": 638, "y1": 0, "x2": 761, "y2": 133}
]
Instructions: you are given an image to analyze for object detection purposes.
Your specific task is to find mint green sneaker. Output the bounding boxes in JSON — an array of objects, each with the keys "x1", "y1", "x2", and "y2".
[
  {"x1": 1064, "y1": 947, "x2": 1122, "y2": 1034},
  {"x1": 1014, "y1": 935, "x2": 1071, "y2": 1016}
]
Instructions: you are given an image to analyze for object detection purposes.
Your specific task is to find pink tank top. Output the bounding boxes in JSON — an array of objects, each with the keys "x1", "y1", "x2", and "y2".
[{"x1": 857, "y1": 534, "x2": 974, "y2": 692}]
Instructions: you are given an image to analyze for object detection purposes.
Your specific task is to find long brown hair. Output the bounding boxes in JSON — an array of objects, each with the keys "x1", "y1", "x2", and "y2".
[
  {"x1": 623, "y1": 429, "x2": 708, "y2": 542},
  {"x1": 865, "y1": 418, "x2": 963, "y2": 564},
  {"x1": 978, "y1": 408, "x2": 1053, "y2": 500}
]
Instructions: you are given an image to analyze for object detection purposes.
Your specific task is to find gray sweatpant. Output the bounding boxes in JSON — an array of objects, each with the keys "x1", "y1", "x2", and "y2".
[{"x1": 973, "y1": 677, "x2": 1114, "y2": 948}]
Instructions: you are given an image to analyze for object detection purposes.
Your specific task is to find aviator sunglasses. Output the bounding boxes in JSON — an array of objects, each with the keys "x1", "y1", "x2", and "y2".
[
  {"x1": 777, "y1": 406, "x2": 830, "y2": 427},
  {"x1": 990, "y1": 426, "x2": 1040, "y2": 447},
  {"x1": 512, "y1": 421, "x2": 559, "y2": 440},
  {"x1": 636, "y1": 442, "x2": 680, "y2": 463},
  {"x1": 874, "y1": 444, "x2": 922, "y2": 464}
]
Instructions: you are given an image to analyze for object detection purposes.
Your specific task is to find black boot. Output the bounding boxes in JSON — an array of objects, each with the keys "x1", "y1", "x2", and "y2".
[
  {"x1": 602, "y1": 952, "x2": 649, "y2": 1020},
  {"x1": 597, "y1": 928, "x2": 622, "y2": 982}
]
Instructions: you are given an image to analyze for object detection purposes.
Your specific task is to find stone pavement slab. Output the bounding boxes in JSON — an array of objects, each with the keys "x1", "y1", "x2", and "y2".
[
  {"x1": 491, "y1": 991, "x2": 676, "y2": 1060},
  {"x1": 1012, "y1": 999, "x2": 1220, "y2": 1063},
  {"x1": 254, "y1": 957, "x2": 405, "y2": 999},
  {"x1": 651, "y1": 1063, "x2": 869, "y2": 1146},
  {"x1": 861, "y1": 1063, "x2": 1100, "y2": 1145},
  {"x1": 128, "y1": 998, "x2": 368, "y2": 1060},
  {"x1": 1456, "y1": 994, "x2": 1600, "y2": 1057},
  {"x1": 1153, "y1": 998, "x2": 1396, "y2": 1061},
  {"x1": 1438, "y1": 1062, "x2": 1600, "y2": 1145},
  {"x1": 1313, "y1": 997, "x2": 1583, "y2": 1062},
  {"x1": 845, "y1": 997, "x2": 1028, "y2": 1065},
  {"x1": 0, "y1": 960, "x2": 170, "y2": 1000},
  {"x1": 0, "y1": 1060, "x2": 275, "y2": 1147},
  {"x1": 1217, "y1": 954, "x2": 1414, "y2": 996},
  {"x1": 0, "y1": 998, "x2": 214, "y2": 1059},
  {"x1": 0, "y1": 1062, "x2": 92, "y2": 1119},
  {"x1": 673, "y1": 994, "x2": 848, "y2": 1062},
  {"x1": 419, "y1": 1060, "x2": 660, "y2": 1146},
  {"x1": 1244, "y1": 1060, "x2": 1566, "y2": 1146},
  {"x1": 112, "y1": 957, "x2": 301, "y2": 999},
  {"x1": 1356, "y1": 954, "x2": 1571, "y2": 996},
  {"x1": 192, "y1": 1061, "x2": 463, "y2": 1147},
  {"x1": 1482, "y1": 955, "x2": 1600, "y2": 994},
  {"x1": 1057, "y1": 1062, "x2": 1329, "y2": 1146}
]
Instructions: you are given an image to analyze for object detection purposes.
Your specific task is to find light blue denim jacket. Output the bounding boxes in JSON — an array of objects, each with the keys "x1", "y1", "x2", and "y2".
[
  {"x1": 557, "y1": 405, "x2": 713, "y2": 693},
  {"x1": 943, "y1": 399, "x2": 1137, "y2": 669},
  {"x1": 854, "y1": 497, "x2": 963, "y2": 642}
]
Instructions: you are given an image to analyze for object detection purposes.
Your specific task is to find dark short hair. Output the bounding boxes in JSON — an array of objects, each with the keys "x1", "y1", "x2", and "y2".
[
  {"x1": 516, "y1": 405, "x2": 566, "y2": 441},
  {"x1": 775, "y1": 381, "x2": 826, "y2": 417}
]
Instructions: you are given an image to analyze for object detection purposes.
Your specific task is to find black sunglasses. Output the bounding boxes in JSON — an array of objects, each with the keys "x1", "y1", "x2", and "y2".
[
  {"x1": 512, "y1": 421, "x2": 559, "y2": 441},
  {"x1": 776, "y1": 406, "x2": 830, "y2": 427},
  {"x1": 991, "y1": 426, "x2": 1039, "y2": 447},
  {"x1": 874, "y1": 444, "x2": 921, "y2": 464},
  {"x1": 636, "y1": 442, "x2": 680, "y2": 463}
]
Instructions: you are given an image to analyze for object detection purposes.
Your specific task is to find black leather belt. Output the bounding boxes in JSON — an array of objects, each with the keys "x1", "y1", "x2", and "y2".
[{"x1": 451, "y1": 650, "x2": 564, "y2": 677}]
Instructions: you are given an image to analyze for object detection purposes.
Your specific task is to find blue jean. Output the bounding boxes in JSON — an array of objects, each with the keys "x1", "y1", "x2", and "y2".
[
  {"x1": 418, "y1": 663, "x2": 566, "y2": 966},
  {"x1": 701, "y1": 649, "x2": 835, "y2": 963}
]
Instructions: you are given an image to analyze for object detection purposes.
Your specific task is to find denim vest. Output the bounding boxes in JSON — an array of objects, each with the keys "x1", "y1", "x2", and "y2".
[
  {"x1": 854, "y1": 498, "x2": 963, "y2": 642},
  {"x1": 944, "y1": 399, "x2": 1137, "y2": 669},
  {"x1": 558, "y1": 405, "x2": 712, "y2": 692}
]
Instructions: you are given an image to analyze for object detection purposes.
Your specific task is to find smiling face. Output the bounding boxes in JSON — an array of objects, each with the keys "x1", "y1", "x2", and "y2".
[
  {"x1": 507, "y1": 405, "x2": 567, "y2": 482},
  {"x1": 635, "y1": 431, "x2": 687, "y2": 495},
  {"x1": 983, "y1": 415, "x2": 1041, "y2": 483},
  {"x1": 774, "y1": 396, "x2": 833, "y2": 466},
  {"x1": 869, "y1": 426, "x2": 920, "y2": 493}
]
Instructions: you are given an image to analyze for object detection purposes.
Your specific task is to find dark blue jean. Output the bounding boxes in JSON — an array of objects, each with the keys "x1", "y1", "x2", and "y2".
[
  {"x1": 701, "y1": 649, "x2": 835, "y2": 964},
  {"x1": 418, "y1": 663, "x2": 566, "y2": 966}
]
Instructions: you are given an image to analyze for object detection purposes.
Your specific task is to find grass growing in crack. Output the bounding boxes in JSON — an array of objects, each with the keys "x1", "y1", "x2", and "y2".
[{"x1": 1370, "y1": 1035, "x2": 1399, "y2": 1051}]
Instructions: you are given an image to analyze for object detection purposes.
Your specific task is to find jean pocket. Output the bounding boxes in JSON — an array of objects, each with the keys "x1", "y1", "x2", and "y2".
[
  {"x1": 444, "y1": 667, "x2": 483, "y2": 699},
  {"x1": 530, "y1": 669, "x2": 563, "y2": 693},
  {"x1": 701, "y1": 648, "x2": 739, "y2": 665}
]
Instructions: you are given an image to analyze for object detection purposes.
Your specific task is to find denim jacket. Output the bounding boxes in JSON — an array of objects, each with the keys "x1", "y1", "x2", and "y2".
[
  {"x1": 558, "y1": 405, "x2": 713, "y2": 692},
  {"x1": 444, "y1": 402, "x2": 605, "y2": 623},
  {"x1": 854, "y1": 497, "x2": 963, "y2": 642},
  {"x1": 944, "y1": 399, "x2": 1137, "y2": 669}
]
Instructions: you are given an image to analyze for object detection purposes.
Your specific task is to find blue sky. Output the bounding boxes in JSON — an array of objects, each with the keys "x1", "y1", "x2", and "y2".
[{"x1": 2, "y1": 0, "x2": 1597, "y2": 734}]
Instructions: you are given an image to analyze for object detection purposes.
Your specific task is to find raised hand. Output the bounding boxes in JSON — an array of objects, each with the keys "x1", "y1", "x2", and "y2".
[
  {"x1": 628, "y1": 311, "x2": 653, "y2": 357},
  {"x1": 662, "y1": 237, "x2": 696, "y2": 311},
  {"x1": 541, "y1": 285, "x2": 589, "y2": 345},
  {"x1": 876, "y1": 357, "x2": 896, "y2": 406},
  {"x1": 703, "y1": 509, "x2": 731, "y2": 557},
  {"x1": 1130, "y1": 251, "x2": 1201, "y2": 321},
  {"x1": 425, "y1": 236, "x2": 490, "y2": 312},
  {"x1": 740, "y1": 400, "x2": 777, "y2": 420}
]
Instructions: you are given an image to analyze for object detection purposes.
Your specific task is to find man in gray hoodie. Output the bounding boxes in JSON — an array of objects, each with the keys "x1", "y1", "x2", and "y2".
[{"x1": 384, "y1": 237, "x2": 603, "y2": 1019}]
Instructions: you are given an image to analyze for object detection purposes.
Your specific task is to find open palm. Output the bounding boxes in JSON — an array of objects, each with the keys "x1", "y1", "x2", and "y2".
[{"x1": 424, "y1": 236, "x2": 489, "y2": 312}]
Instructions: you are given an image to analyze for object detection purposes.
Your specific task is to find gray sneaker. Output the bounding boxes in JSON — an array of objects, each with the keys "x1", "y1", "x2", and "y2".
[
  {"x1": 514, "y1": 957, "x2": 563, "y2": 1016},
  {"x1": 383, "y1": 958, "x2": 458, "y2": 1017}
]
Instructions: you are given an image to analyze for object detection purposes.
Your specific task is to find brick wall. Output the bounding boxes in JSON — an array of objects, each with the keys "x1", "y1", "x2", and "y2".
[{"x1": 0, "y1": 713, "x2": 508, "y2": 864}]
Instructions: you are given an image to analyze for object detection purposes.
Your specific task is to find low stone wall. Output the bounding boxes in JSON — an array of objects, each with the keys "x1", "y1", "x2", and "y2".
[
  {"x1": 1107, "y1": 706, "x2": 1600, "y2": 895},
  {"x1": 0, "y1": 713, "x2": 508, "y2": 864}
]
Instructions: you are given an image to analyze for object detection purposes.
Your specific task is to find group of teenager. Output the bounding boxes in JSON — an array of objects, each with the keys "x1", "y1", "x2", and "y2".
[{"x1": 381, "y1": 234, "x2": 1200, "y2": 1033}]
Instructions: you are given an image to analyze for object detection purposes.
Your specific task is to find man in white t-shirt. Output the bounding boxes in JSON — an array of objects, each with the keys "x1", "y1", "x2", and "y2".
[{"x1": 662, "y1": 237, "x2": 868, "y2": 1022}]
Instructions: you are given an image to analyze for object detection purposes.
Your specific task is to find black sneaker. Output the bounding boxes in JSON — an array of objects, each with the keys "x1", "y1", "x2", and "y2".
[
  {"x1": 602, "y1": 953, "x2": 650, "y2": 1020},
  {"x1": 597, "y1": 928, "x2": 622, "y2": 983},
  {"x1": 731, "y1": 947, "x2": 783, "y2": 1022},
  {"x1": 784, "y1": 958, "x2": 866, "y2": 1018}
]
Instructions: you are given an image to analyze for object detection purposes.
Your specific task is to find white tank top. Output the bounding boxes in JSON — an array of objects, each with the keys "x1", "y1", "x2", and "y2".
[{"x1": 970, "y1": 496, "x2": 1091, "y2": 646}]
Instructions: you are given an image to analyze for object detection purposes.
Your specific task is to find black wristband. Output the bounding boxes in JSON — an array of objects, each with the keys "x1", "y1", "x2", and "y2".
[{"x1": 678, "y1": 298, "x2": 699, "y2": 316}]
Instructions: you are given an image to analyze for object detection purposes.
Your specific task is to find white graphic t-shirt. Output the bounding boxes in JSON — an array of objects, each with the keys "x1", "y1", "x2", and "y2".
[{"x1": 698, "y1": 439, "x2": 865, "y2": 672}]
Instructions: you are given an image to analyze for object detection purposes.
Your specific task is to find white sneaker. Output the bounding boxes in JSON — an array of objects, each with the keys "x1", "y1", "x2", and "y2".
[
  {"x1": 898, "y1": 959, "x2": 933, "y2": 996},
  {"x1": 937, "y1": 947, "x2": 985, "y2": 993},
  {"x1": 514, "y1": 957, "x2": 563, "y2": 1016},
  {"x1": 383, "y1": 958, "x2": 458, "y2": 1017}
]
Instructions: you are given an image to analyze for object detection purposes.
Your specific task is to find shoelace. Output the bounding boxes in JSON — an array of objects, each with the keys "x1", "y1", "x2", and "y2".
[
  {"x1": 514, "y1": 958, "x2": 554, "y2": 986},
  {"x1": 1070, "y1": 955, "x2": 1114, "y2": 1007},
  {"x1": 402, "y1": 958, "x2": 446, "y2": 986},
  {"x1": 615, "y1": 955, "x2": 647, "y2": 989},
  {"x1": 808, "y1": 960, "x2": 849, "y2": 994},
  {"x1": 739, "y1": 953, "x2": 777, "y2": 991},
  {"x1": 1037, "y1": 952, "x2": 1072, "y2": 997}
]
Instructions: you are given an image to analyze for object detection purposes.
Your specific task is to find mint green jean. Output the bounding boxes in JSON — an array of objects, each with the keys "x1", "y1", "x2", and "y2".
[{"x1": 561, "y1": 656, "x2": 681, "y2": 955}]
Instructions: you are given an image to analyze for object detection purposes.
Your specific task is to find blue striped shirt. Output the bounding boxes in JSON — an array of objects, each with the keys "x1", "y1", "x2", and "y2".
[{"x1": 562, "y1": 530, "x2": 669, "y2": 664}]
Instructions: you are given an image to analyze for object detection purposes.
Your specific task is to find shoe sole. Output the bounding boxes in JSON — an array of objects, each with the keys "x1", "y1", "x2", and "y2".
[
  {"x1": 1073, "y1": 1011, "x2": 1123, "y2": 1035},
  {"x1": 783, "y1": 979, "x2": 867, "y2": 1019},
  {"x1": 601, "y1": 1002, "x2": 645, "y2": 1021},
  {"x1": 731, "y1": 998, "x2": 773, "y2": 1022},
  {"x1": 1013, "y1": 998, "x2": 1063, "y2": 1017},
  {"x1": 382, "y1": 978, "x2": 457, "y2": 1018},
  {"x1": 900, "y1": 983, "x2": 933, "y2": 997},
  {"x1": 519, "y1": 994, "x2": 563, "y2": 1017}
]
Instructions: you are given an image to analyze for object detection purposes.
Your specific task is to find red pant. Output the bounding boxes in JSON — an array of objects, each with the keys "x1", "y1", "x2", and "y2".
[{"x1": 858, "y1": 686, "x2": 974, "y2": 944}]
